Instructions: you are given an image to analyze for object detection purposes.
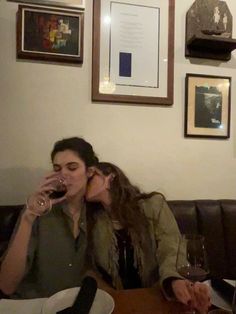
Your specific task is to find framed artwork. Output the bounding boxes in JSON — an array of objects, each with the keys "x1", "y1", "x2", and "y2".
[
  {"x1": 92, "y1": 0, "x2": 175, "y2": 105},
  {"x1": 8, "y1": 0, "x2": 85, "y2": 10},
  {"x1": 185, "y1": 73, "x2": 231, "y2": 139},
  {"x1": 17, "y1": 5, "x2": 84, "y2": 63}
]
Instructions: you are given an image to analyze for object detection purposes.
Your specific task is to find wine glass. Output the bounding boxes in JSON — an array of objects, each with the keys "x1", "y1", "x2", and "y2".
[
  {"x1": 49, "y1": 177, "x2": 67, "y2": 199},
  {"x1": 176, "y1": 234, "x2": 209, "y2": 313},
  {"x1": 27, "y1": 177, "x2": 67, "y2": 216}
]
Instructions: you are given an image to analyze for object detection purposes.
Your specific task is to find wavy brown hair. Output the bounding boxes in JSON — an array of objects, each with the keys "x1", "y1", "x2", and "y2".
[{"x1": 89, "y1": 162, "x2": 162, "y2": 238}]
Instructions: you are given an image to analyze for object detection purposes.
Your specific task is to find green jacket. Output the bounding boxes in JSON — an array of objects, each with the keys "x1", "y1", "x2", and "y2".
[{"x1": 90, "y1": 194, "x2": 182, "y2": 291}]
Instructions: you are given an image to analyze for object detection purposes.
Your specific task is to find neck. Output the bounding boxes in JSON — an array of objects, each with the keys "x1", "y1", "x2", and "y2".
[
  {"x1": 102, "y1": 202, "x2": 118, "y2": 221},
  {"x1": 66, "y1": 193, "x2": 84, "y2": 216},
  {"x1": 98, "y1": 191, "x2": 118, "y2": 219},
  {"x1": 100, "y1": 190, "x2": 112, "y2": 209},
  {"x1": 102, "y1": 201, "x2": 111, "y2": 210}
]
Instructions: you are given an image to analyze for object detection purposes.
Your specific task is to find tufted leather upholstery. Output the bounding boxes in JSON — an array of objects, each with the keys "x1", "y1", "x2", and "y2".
[
  {"x1": 168, "y1": 200, "x2": 236, "y2": 279},
  {"x1": 0, "y1": 200, "x2": 236, "y2": 279}
]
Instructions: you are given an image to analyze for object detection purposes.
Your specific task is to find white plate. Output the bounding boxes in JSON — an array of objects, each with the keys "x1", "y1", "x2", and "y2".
[
  {"x1": 41, "y1": 287, "x2": 114, "y2": 314},
  {"x1": 204, "y1": 280, "x2": 234, "y2": 311},
  {"x1": 0, "y1": 298, "x2": 46, "y2": 314}
]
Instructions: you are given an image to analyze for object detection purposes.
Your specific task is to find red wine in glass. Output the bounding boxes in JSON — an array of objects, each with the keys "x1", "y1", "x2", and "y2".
[
  {"x1": 176, "y1": 234, "x2": 209, "y2": 313},
  {"x1": 50, "y1": 189, "x2": 67, "y2": 199},
  {"x1": 178, "y1": 265, "x2": 209, "y2": 282},
  {"x1": 26, "y1": 177, "x2": 67, "y2": 216},
  {"x1": 49, "y1": 178, "x2": 67, "y2": 199}
]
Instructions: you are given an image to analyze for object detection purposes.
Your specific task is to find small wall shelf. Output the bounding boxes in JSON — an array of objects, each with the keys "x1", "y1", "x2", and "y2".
[{"x1": 186, "y1": 34, "x2": 236, "y2": 61}]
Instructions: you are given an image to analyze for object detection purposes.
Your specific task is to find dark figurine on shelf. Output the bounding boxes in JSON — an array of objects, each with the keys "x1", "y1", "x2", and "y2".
[
  {"x1": 187, "y1": 0, "x2": 232, "y2": 39},
  {"x1": 201, "y1": 2, "x2": 231, "y2": 38}
]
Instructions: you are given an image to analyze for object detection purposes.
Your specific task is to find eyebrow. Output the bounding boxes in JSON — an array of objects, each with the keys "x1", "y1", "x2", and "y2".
[{"x1": 53, "y1": 162, "x2": 79, "y2": 167}]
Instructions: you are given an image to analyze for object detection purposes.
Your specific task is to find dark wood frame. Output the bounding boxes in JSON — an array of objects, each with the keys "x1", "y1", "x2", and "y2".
[
  {"x1": 8, "y1": 0, "x2": 85, "y2": 10},
  {"x1": 92, "y1": 0, "x2": 175, "y2": 105},
  {"x1": 185, "y1": 73, "x2": 231, "y2": 139},
  {"x1": 17, "y1": 5, "x2": 84, "y2": 64}
]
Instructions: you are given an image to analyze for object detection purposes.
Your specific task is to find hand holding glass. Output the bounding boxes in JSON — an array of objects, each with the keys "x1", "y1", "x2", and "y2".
[
  {"x1": 26, "y1": 176, "x2": 67, "y2": 216},
  {"x1": 176, "y1": 234, "x2": 209, "y2": 313}
]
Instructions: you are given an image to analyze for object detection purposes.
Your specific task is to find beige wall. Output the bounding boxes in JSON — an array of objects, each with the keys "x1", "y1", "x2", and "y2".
[{"x1": 0, "y1": 0, "x2": 236, "y2": 204}]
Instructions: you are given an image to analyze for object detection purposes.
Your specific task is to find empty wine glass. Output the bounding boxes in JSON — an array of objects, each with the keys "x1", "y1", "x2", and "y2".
[{"x1": 176, "y1": 234, "x2": 209, "y2": 313}]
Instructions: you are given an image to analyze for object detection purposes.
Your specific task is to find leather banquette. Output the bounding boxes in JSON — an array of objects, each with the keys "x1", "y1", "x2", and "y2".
[
  {"x1": 0, "y1": 200, "x2": 236, "y2": 279},
  {"x1": 168, "y1": 200, "x2": 236, "y2": 279}
]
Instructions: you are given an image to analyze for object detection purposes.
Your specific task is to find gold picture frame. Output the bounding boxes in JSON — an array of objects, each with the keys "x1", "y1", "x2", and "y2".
[{"x1": 185, "y1": 73, "x2": 231, "y2": 139}]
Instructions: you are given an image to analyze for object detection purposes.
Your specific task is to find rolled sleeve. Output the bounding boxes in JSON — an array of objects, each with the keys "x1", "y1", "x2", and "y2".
[{"x1": 153, "y1": 197, "x2": 183, "y2": 299}]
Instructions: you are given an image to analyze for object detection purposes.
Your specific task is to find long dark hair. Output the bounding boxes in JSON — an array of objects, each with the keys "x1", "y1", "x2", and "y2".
[{"x1": 90, "y1": 162, "x2": 161, "y2": 237}]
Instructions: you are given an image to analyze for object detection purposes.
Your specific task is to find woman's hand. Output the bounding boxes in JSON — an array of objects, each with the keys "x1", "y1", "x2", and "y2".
[
  {"x1": 172, "y1": 279, "x2": 211, "y2": 314},
  {"x1": 25, "y1": 172, "x2": 67, "y2": 218}
]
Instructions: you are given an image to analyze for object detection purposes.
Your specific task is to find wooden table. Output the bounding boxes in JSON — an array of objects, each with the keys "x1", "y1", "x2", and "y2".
[{"x1": 108, "y1": 286, "x2": 185, "y2": 314}]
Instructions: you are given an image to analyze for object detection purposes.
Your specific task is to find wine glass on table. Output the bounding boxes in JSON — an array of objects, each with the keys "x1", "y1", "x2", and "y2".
[{"x1": 176, "y1": 234, "x2": 209, "y2": 314}]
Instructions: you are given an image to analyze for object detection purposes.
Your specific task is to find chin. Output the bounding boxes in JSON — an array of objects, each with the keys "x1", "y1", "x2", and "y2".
[{"x1": 66, "y1": 191, "x2": 78, "y2": 199}]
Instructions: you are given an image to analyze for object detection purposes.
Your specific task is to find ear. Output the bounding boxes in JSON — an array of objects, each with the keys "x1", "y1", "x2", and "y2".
[
  {"x1": 87, "y1": 166, "x2": 95, "y2": 178},
  {"x1": 105, "y1": 173, "x2": 115, "y2": 189},
  {"x1": 109, "y1": 173, "x2": 116, "y2": 181}
]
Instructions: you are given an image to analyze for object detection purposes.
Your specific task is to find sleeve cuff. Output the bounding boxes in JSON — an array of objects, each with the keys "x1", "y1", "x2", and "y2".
[{"x1": 161, "y1": 277, "x2": 181, "y2": 300}]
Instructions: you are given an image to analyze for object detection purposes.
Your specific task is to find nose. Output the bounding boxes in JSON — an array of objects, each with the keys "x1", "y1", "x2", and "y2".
[{"x1": 59, "y1": 168, "x2": 70, "y2": 180}]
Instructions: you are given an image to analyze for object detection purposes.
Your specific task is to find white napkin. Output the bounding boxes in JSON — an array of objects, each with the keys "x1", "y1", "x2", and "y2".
[
  {"x1": 204, "y1": 280, "x2": 232, "y2": 311},
  {"x1": 0, "y1": 298, "x2": 47, "y2": 314}
]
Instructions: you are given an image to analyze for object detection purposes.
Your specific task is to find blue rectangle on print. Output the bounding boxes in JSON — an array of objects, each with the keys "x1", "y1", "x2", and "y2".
[{"x1": 119, "y1": 52, "x2": 132, "y2": 77}]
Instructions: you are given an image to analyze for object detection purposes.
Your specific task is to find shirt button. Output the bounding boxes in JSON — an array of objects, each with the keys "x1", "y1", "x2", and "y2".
[
  {"x1": 68, "y1": 263, "x2": 72, "y2": 267},
  {"x1": 81, "y1": 222, "x2": 84, "y2": 226}
]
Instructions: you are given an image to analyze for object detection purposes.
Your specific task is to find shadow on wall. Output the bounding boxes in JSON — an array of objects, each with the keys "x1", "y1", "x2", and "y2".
[
  {"x1": 189, "y1": 55, "x2": 236, "y2": 68},
  {"x1": 0, "y1": 167, "x2": 46, "y2": 205}
]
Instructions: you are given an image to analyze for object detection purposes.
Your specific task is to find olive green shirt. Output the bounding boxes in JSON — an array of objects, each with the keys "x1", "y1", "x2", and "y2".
[{"x1": 13, "y1": 203, "x2": 87, "y2": 299}]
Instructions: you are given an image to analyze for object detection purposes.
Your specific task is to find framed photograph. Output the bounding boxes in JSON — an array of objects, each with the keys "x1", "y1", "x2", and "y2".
[
  {"x1": 185, "y1": 74, "x2": 231, "y2": 139},
  {"x1": 17, "y1": 5, "x2": 84, "y2": 63},
  {"x1": 92, "y1": 0, "x2": 175, "y2": 105}
]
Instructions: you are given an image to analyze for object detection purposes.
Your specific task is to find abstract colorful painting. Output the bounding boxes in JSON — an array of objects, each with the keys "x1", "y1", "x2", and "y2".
[{"x1": 17, "y1": 5, "x2": 84, "y2": 63}]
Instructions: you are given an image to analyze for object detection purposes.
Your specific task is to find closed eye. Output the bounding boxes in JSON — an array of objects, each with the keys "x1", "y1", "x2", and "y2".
[
  {"x1": 53, "y1": 165, "x2": 61, "y2": 172},
  {"x1": 67, "y1": 162, "x2": 79, "y2": 171},
  {"x1": 67, "y1": 166, "x2": 78, "y2": 171},
  {"x1": 53, "y1": 162, "x2": 80, "y2": 172}
]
